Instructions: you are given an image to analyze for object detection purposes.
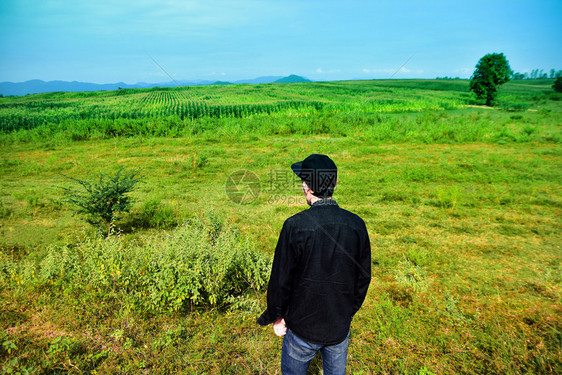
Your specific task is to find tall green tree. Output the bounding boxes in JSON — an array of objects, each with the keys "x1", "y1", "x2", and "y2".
[{"x1": 469, "y1": 53, "x2": 512, "y2": 106}]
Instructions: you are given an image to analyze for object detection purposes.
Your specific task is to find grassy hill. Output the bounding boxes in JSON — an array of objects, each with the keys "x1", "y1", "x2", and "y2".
[
  {"x1": 0, "y1": 79, "x2": 560, "y2": 374},
  {"x1": 274, "y1": 74, "x2": 312, "y2": 83}
]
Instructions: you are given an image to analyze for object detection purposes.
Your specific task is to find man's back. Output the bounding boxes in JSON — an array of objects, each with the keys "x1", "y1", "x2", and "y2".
[{"x1": 260, "y1": 199, "x2": 371, "y2": 345}]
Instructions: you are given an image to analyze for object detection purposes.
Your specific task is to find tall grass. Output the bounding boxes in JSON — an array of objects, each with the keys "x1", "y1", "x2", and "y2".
[
  {"x1": 0, "y1": 109, "x2": 559, "y2": 145},
  {"x1": 2, "y1": 214, "x2": 270, "y2": 314}
]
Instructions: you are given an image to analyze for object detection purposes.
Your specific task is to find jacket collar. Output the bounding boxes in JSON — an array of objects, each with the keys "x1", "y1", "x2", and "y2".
[{"x1": 311, "y1": 198, "x2": 338, "y2": 207}]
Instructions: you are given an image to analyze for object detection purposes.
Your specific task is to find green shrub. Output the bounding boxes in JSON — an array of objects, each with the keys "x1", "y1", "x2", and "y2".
[
  {"x1": 394, "y1": 258, "x2": 427, "y2": 292},
  {"x1": 25, "y1": 190, "x2": 45, "y2": 211},
  {"x1": 553, "y1": 77, "x2": 562, "y2": 93},
  {"x1": 62, "y1": 168, "x2": 144, "y2": 235},
  {"x1": 194, "y1": 153, "x2": 209, "y2": 168},
  {"x1": 0, "y1": 201, "x2": 12, "y2": 218},
  {"x1": 432, "y1": 186, "x2": 463, "y2": 213},
  {"x1": 10, "y1": 216, "x2": 270, "y2": 312},
  {"x1": 502, "y1": 102, "x2": 529, "y2": 111},
  {"x1": 139, "y1": 197, "x2": 178, "y2": 229}
]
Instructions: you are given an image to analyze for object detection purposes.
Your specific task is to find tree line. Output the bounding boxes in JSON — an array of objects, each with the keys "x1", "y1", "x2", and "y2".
[{"x1": 512, "y1": 68, "x2": 562, "y2": 80}]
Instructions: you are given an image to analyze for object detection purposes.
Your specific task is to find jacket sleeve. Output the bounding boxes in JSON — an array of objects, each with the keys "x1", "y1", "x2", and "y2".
[
  {"x1": 257, "y1": 220, "x2": 297, "y2": 326},
  {"x1": 352, "y1": 222, "x2": 371, "y2": 316}
]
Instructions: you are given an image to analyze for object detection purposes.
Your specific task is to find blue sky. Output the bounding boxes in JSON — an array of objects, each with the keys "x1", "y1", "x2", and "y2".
[{"x1": 1, "y1": 0, "x2": 560, "y2": 83}]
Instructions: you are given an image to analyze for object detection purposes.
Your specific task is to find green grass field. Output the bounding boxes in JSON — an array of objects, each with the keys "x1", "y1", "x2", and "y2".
[{"x1": 1, "y1": 79, "x2": 561, "y2": 374}]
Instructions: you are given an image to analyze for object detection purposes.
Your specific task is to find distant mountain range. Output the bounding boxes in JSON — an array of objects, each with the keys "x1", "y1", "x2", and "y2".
[{"x1": 0, "y1": 75, "x2": 312, "y2": 96}]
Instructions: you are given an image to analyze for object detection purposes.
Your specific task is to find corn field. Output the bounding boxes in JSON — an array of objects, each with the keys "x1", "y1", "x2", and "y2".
[{"x1": 0, "y1": 81, "x2": 469, "y2": 134}]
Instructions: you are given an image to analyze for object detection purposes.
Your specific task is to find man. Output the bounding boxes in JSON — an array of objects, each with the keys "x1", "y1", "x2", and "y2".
[{"x1": 257, "y1": 154, "x2": 371, "y2": 375}]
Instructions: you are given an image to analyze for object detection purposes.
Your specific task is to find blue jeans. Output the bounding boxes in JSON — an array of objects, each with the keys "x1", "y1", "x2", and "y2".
[{"x1": 281, "y1": 329, "x2": 350, "y2": 375}]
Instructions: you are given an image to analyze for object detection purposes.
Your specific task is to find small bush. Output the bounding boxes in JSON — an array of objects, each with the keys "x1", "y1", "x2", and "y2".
[
  {"x1": 553, "y1": 77, "x2": 562, "y2": 93},
  {"x1": 0, "y1": 201, "x2": 12, "y2": 218},
  {"x1": 194, "y1": 153, "x2": 209, "y2": 168},
  {"x1": 25, "y1": 190, "x2": 46, "y2": 211},
  {"x1": 62, "y1": 168, "x2": 144, "y2": 235},
  {"x1": 436, "y1": 186, "x2": 462, "y2": 212},
  {"x1": 502, "y1": 102, "x2": 528, "y2": 112},
  {"x1": 522, "y1": 125, "x2": 537, "y2": 136},
  {"x1": 394, "y1": 258, "x2": 427, "y2": 292},
  {"x1": 140, "y1": 197, "x2": 178, "y2": 229}
]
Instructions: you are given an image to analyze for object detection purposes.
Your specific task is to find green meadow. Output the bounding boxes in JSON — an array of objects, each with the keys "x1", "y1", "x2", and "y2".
[{"x1": 0, "y1": 79, "x2": 561, "y2": 374}]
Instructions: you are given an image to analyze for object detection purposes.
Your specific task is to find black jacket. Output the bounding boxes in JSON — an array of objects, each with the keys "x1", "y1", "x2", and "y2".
[{"x1": 257, "y1": 199, "x2": 371, "y2": 345}]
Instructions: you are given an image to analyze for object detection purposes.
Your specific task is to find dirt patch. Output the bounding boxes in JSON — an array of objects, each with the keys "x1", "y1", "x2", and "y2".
[{"x1": 465, "y1": 105, "x2": 496, "y2": 110}]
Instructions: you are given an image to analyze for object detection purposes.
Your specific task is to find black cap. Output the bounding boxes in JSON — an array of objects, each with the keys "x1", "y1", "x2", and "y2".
[{"x1": 291, "y1": 154, "x2": 337, "y2": 197}]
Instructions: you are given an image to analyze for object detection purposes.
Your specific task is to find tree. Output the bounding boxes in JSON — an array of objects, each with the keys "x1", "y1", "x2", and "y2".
[
  {"x1": 530, "y1": 69, "x2": 539, "y2": 79},
  {"x1": 553, "y1": 77, "x2": 562, "y2": 93},
  {"x1": 469, "y1": 53, "x2": 512, "y2": 106},
  {"x1": 62, "y1": 168, "x2": 144, "y2": 235}
]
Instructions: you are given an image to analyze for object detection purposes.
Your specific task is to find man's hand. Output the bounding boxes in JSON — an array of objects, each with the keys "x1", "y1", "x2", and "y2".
[{"x1": 273, "y1": 318, "x2": 287, "y2": 337}]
